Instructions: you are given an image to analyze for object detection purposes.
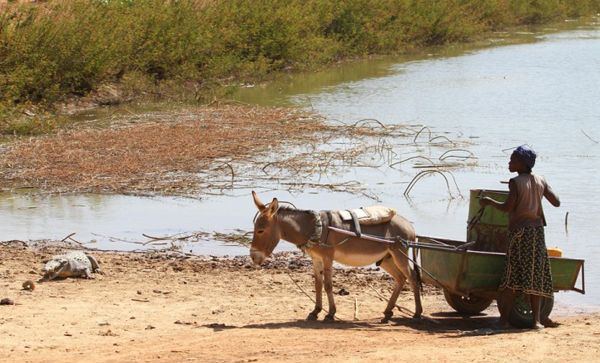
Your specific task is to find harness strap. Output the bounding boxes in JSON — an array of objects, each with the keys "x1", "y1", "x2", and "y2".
[
  {"x1": 307, "y1": 210, "x2": 323, "y2": 243},
  {"x1": 349, "y1": 210, "x2": 362, "y2": 238},
  {"x1": 320, "y1": 211, "x2": 331, "y2": 245},
  {"x1": 297, "y1": 210, "x2": 332, "y2": 251},
  {"x1": 298, "y1": 210, "x2": 363, "y2": 251}
]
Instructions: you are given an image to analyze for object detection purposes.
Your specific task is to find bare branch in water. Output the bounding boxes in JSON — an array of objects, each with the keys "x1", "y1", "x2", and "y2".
[
  {"x1": 390, "y1": 156, "x2": 436, "y2": 168},
  {"x1": 413, "y1": 126, "x2": 432, "y2": 144},
  {"x1": 581, "y1": 129, "x2": 598, "y2": 144},
  {"x1": 428, "y1": 135, "x2": 455, "y2": 145},
  {"x1": 213, "y1": 161, "x2": 235, "y2": 186},
  {"x1": 438, "y1": 149, "x2": 476, "y2": 161},
  {"x1": 404, "y1": 169, "x2": 462, "y2": 199},
  {"x1": 60, "y1": 233, "x2": 77, "y2": 243},
  {"x1": 351, "y1": 118, "x2": 387, "y2": 129},
  {"x1": 404, "y1": 170, "x2": 450, "y2": 198}
]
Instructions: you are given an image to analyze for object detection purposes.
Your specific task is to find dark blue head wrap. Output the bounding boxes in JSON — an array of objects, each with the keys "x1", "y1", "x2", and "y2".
[{"x1": 513, "y1": 145, "x2": 536, "y2": 170}]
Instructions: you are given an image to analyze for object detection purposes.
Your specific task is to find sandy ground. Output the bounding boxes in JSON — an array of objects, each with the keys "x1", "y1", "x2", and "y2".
[{"x1": 1, "y1": 243, "x2": 599, "y2": 363}]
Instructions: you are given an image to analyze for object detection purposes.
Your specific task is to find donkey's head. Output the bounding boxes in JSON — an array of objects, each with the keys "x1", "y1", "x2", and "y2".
[{"x1": 250, "y1": 191, "x2": 281, "y2": 265}]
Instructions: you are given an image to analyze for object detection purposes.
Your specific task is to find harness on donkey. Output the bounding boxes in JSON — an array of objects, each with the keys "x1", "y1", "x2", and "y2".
[
  {"x1": 296, "y1": 205, "x2": 433, "y2": 289},
  {"x1": 299, "y1": 205, "x2": 407, "y2": 251}
]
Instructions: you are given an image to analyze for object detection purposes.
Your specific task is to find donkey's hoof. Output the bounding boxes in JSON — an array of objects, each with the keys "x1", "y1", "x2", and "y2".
[
  {"x1": 323, "y1": 314, "x2": 335, "y2": 322},
  {"x1": 306, "y1": 312, "x2": 319, "y2": 321},
  {"x1": 412, "y1": 313, "x2": 422, "y2": 320},
  {"x1": 381, "y1": 312, "x2": 393, "y2": 323}
]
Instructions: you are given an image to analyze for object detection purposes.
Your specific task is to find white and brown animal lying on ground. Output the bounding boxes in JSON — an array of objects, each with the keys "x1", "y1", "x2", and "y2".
[{"x1": 40, "y1": 251, "x2": 102, "y2": 281}]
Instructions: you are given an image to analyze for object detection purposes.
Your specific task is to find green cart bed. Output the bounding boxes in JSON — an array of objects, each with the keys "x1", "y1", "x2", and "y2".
[{"x1": 415, "y1": 189, "x2": 585, "y2": 328}]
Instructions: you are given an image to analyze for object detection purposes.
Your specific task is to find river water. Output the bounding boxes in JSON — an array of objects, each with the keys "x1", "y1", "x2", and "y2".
[{"x1": 1, "y1": 21, "x2": 599, "y2": 310}]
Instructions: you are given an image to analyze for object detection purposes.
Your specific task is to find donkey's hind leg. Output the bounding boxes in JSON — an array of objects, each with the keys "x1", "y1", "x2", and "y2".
[
  {"x1": 387, "y1": 247, "x2": 423, "y2": 319},
  {"x1": 379, "y1": 257, "x2": 407, "y2": 323}
]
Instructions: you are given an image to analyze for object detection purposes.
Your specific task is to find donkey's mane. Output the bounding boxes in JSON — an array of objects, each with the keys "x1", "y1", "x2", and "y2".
[
  {"x1": 275, "y1": 205, "x2": 321, "y2": 243},
  {"x1": 276, "y1": 205, "x2": 317, "y2": 218}
]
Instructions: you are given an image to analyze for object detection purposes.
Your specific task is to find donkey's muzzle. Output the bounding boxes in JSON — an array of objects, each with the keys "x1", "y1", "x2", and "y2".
[{"x1": 250, "y1": 249, "x2": 266, "y2": 265}]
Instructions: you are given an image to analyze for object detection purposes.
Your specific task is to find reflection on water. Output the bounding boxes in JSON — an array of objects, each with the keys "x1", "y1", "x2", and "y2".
[
  {"x1": 232, "y1": 20, "x2": 597, "y2": 108},
  {"x1": 1, "y1": 20, "x2": 599, "y2": 309}
]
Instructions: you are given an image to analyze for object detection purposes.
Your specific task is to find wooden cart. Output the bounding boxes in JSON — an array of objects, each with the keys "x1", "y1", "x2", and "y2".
[
  {"x1": 417, "y1": 189, "x2": 585, "y2": 328},
  {"x1": 328, "y1": 189, "x2": 585, "y2": 327}
]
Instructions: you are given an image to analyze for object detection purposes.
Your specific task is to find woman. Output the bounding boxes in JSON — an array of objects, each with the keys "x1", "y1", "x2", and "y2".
[{"x1": 479, "y1": 145, "x2": 560, "y2": 329}]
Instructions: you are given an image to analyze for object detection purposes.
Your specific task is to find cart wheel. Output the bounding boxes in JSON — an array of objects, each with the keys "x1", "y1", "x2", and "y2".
[
  {"x1": 497, "y1": 292, "x2": 554, "y2": 329},
  {"x1": 443, "y1": 289, "x2": 494, "y2": 315}
]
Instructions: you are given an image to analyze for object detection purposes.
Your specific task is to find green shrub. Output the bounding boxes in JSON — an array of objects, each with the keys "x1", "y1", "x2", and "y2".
[{"x1": 0, "y1": 0, "x2": 599, "y2": 134}]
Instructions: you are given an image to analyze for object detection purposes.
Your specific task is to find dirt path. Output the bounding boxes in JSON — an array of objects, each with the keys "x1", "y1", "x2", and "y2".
[{"x1": 1, "y1": 244, "x2": 598, "y2": 362}]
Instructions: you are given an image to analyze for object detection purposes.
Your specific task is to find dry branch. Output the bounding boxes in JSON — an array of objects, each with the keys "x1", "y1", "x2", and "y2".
[
  {"x1": 390, "y1": 156, "x2": 435, "y2": 168},
  {"x1": 413, "y1": 126, "x2": 432, "y2": 143},
  {"x1": 438, "y1": 149, "x2": 476, "y2": 161},
  {"x1": 581, "y1": 129, "x2": 598, "y2": 144},
  {"x1": 403, "y1": 169, "x2": 462, "y2": 199}
]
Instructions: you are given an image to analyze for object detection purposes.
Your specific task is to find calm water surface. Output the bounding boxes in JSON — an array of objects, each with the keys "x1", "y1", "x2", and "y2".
[{"x1": 1, "y1": 21, "x2": 599, "y2": 309}]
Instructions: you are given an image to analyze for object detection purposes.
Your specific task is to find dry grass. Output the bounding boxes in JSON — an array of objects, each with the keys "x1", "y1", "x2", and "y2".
[
  {"x1": 0, "y1": 104, "x2": 476, "y2": 199},
  {"x1": 0, "y1": 105, "x2": 335, "y2": 195}
]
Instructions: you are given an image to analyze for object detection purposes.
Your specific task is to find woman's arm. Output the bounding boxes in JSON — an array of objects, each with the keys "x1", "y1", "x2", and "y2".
[
  {"x1": 479, "y1": 180, "x2": 517, "y2": 212},
  {"x1": 544, "y1": 182, "x2": 561, "y2": 207}
]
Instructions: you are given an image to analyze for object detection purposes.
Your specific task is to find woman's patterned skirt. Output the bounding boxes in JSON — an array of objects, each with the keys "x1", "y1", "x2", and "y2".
[{"x1": 500, "y1": 226, "x2": 553, "y2": 297}]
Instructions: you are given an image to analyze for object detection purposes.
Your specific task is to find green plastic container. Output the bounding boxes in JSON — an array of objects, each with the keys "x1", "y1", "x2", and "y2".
[{"x1": 467, "y1": 189, "x2": 510, "y2": 252}]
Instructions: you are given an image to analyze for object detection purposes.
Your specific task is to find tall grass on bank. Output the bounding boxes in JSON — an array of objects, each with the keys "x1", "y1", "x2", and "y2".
[{"x1": 1, "y1": 0, "x2": 599, "y2": 134}]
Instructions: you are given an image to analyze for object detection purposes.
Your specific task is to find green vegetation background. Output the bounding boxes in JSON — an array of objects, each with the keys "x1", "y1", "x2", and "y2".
[{"x1": 1, "y1": 0, "x2": 599, "y2": 134}]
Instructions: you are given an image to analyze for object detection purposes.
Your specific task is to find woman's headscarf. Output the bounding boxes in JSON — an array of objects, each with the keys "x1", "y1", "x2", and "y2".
[{"x1": 513, "y1": 145, "x2": 537, "y2": 170}]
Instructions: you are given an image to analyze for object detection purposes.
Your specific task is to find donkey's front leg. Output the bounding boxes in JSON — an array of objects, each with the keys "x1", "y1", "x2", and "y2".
[
  {"x1": 307, "y1": 260, "x2": 324, "y2": 321},
  {"x1": 322, "y1": 258, "x2": 336, "y2": 321}
]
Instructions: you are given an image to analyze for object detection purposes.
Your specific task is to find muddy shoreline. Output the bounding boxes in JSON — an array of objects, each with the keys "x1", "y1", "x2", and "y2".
[
  {"x1": 1, "y1": 242, "x2": 599, "y2": 362},
  {"x1": 0, "y1": 104, "x2": 452, "y2": 200}
]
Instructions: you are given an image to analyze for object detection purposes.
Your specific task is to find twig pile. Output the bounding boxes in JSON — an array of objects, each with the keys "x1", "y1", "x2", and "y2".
[
  {"x1": 0, "y1": 105, "x2": 476, "y2": 200},
  {"x1": 0, "y1": 106, "x2": 334, "y2": 195}
]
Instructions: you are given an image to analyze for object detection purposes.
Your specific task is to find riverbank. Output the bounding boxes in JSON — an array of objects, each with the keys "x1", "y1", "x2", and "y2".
[
  {"x1": 2, "y1": 0, "x2": 600, "y2": 135},
  {"x1": 0, "y1": 104, "x2": 439, "y2": 197},
  {"x1": 0, "y1": 105, "x2": 329, "y2": 196},
  {"x1": 1, "y1": 243, "x2": 598, "y2": 362}
]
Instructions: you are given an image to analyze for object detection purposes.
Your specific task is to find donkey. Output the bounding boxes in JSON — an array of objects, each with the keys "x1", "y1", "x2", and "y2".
[{"x1": 250, "y1": 191, "x2": 422, "y2": 322}]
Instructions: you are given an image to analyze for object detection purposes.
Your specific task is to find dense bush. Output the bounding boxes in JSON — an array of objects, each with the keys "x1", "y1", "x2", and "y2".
[{"x1": 0, "y1": 0, "x2": 599, "y2": 133}]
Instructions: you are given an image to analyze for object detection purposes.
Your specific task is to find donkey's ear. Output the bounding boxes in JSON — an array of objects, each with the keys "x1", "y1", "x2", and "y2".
[
  {"x1": 267, "y1": 198, "x2": 279, "y2": 216},
  {"x1": 252, "y1": 190, "x2": 265, "y2": 211}
]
